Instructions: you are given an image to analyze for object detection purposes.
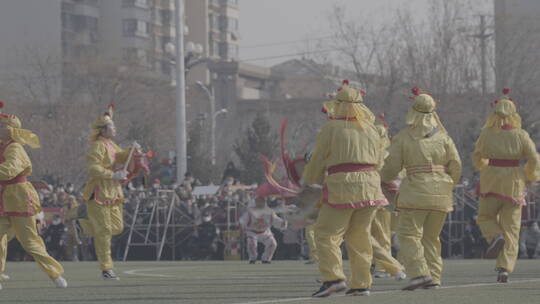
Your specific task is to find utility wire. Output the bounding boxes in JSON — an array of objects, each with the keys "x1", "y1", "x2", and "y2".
[{"x1": 240, "y1": 35, "x2": 334, "y2": 49}]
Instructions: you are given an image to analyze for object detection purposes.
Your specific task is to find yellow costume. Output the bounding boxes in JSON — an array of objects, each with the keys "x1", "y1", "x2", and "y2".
[
  {"x1": 381, "y1": 88, "x2": 462, "y2": 289},
  {"x1": 304, "y1": 223, "x2": 318, "y2": 263},
  {"x1": 0, "y1": 106, "x2": 65, "y2": 286},
  {"x1": 372, "y1": 114, "x2": 404, "y2": 277},
  {"x1": 0, "y1": 229, "x2": 14, "y2": 278},
  {"x1": 61, "y1": 194, "x2": 81, "y2": 261},
  {"x1": 371, "y1": 207, "x2": 403, "y2": 276},
  {"x1": 472, "y1": 89, "x2": 539, "y2": 281},
  {"x1": 82, "y1": 105, "x2": 129, "y2": 273},
  {"x1": 304, "y1": 81, "x2": 388, "y2": 296}
]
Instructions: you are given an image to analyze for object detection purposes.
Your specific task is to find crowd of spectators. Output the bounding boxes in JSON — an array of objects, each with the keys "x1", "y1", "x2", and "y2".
[{"x1": 6, "y1": 161, "x2": 540, "y2": 263}]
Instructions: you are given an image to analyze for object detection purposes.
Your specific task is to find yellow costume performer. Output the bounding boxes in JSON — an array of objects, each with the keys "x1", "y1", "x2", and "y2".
[
  {"x1": 304, "y1": 81, "x2": 388, "y2": 297},
  {"x1": 472, "y1": 89, "x2": 539, "y2": 283},
  {"x1": 0, "y1": 102, "x2": 67, "y2": 289},
  {"x1": 82, "y1": 104, "x2": 131, "y2": 280},
  {"x1": 372, "y1": 114, "x2": 405, "y2": 279},
  {"x1": 381, "y1": 88, "x2": 462, "y2": 290},
  {"x1": 61, "y1": 194, "x2": 81, "y2": 261}
]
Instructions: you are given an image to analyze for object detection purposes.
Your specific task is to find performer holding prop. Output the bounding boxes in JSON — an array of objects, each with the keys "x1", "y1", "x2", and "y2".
[{"x1": 82, "y1": 104, "x2": 149, "y2": 280}]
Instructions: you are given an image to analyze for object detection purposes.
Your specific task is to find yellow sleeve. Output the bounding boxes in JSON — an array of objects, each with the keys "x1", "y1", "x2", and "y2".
[
  {"x1": 521, "y1": 131, "x2": 540, "y2": 182},
  {"x1": 376, "y1": 125, "x2": 390, "y2": 170},
  {"x1": 445, "y1": 137, "x2": 462, "y2": 185},
  {"x1": 0, "y1": 143, "x2": 30, "y2": 181},
  {"x1": 87, "y1": 142, "x2": 114, "y2": 179},
  {"x1": 112, "y1": 142, "x2": 131, "y2": 165},
  {"x1": 472, "y1": 131, "x2": 489, "y2": 171},
  {"x1": 380, "y1": 134, "x2": 404, "y2": 183},
  {"x1": 302, "y1": 125, "x2": 330, "y2": 185}
]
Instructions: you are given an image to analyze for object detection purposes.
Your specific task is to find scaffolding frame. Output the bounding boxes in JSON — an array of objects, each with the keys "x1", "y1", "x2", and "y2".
[{"x1": 122, "y1": 190, "x2": 178, "y2": 261}]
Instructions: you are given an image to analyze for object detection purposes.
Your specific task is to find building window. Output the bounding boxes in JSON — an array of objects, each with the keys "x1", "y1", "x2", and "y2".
[
  {"x1": 87, "y1": 17, "x2": 98, "y2": 32},
  {"x1": 123, "y1": 48, "x2": 151, "y2": 67},
  {"x1": 228, "y1": 17, "x2": 238, "y2": 32},
  {"x1": 160, "y1": 9, "x2": 172, "y2": 25},
  {"x1": 122, "y1": 19, "x2": 150, "y2": 37},
  {"x1": 123, "y1": 19, "x2": 137, "y2": 35},
  {"x1": 228, "y1": 44, "x2": 239, "y2": 59},
  {"x1": 62, "y1": 12, "x2": 74, "y2": 31},
  {"x1": 122, "y1": 0, "x2": 149, "y2": 9},
  {"x1": 209, "y1": 38, "x2": 220, "y2": 57},
  {"x1": 73, "y1": 0, "x2": 99, "y2": 7},
  {"x1": 221, "y1": 0, "x2": 238, "y2": 6}
]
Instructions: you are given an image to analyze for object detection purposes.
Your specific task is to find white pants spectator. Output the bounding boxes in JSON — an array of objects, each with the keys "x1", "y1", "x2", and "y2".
[{"x1": 246, "y1": 230, "x2": 277, "y2": 262}]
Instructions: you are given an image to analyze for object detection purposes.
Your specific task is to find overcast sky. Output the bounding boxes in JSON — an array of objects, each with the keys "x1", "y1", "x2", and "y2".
[{"x1": 239, "y1": 0, "x2": 492, "y2": 66}]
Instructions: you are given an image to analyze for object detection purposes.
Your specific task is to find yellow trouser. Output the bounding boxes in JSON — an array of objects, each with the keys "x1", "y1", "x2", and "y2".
[
  {"x1": 372, "y1": 208, "x2": 399, "y2": 273},
  {"x1": 315, "y1": 204, "x2": 378, "y2": 289},
  {"x1": 0, "y1": 216, "x2": 64, "y2": 279},
  {"x1": 398, "y1": 209, "x2": 447, "y2": 285},
  {"x1": 0, "y1": 229, "x2": 15, "y2": 273},
  {"x1": 305, "y1": 224, "x2": 318, "y2": 262},
  {"x1": 477, "y1": 197, "x2": 521, "y2": 273},
  {"x1": 87, "y1": 201, "x2": 124, "y2": 271}
]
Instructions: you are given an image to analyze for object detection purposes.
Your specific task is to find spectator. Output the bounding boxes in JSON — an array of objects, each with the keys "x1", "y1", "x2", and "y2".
[
  {"x1": 192, "y1": 212, "x2": 220, "y2": 260},
  {"x1": 42, "y1": 215, "x2": 67, "y2": 260}
]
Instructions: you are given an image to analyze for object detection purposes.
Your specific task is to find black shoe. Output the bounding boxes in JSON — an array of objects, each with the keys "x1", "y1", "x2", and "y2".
[
  {"x1": 497, "y1": 268, "x2": 509, "y2": 283},
  {"x1": 485, "y1": 235, "x2": 505, "y2": 259},
  {"x1": 261, "y1": 261, "x2": 271, "y2": 264},
  {"x1": 423, "y1": 283, "x2": 441, "y2": 289},
  {"x1": 102, "y1": 270, "x2": 120, "y2": 281},
  {"x1": 402, "y1": 276, "x2": 432, "y2": 291},
  {"x1": 345, "y1": 288, "x2": 370, "y2": 296},
  {"x1": 311, "y1": 280, "x2": 347, "y2": 297},
  {"x1": 249, "y1": 260, "x2": 256, "y2": 264}
]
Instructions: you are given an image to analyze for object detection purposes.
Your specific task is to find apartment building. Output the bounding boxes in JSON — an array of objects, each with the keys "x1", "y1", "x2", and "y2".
[{"x1": 0, "y1": 0, "x2": 240, "y2": 101}]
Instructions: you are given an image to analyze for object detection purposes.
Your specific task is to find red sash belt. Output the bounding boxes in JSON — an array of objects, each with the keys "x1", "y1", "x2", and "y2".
[
  {"x1": 0, "y1": 175, "x2": 27, "y2": 186},
  {"x1": 406, "y1": 165, "x2": 446, "y2": 175},
  {"x1": 328, "y1": 163, "x2": 375, "y2": 175},
  {"x1": 488, "y1": 159, "x2": 520, "y2": 167}
]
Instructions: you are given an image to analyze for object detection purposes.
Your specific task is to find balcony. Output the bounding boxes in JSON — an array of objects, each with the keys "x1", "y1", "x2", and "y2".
[
  {"x1": 122, "y1": 0, "x2": 150, "y2": 9},
  {"x1": 73, "y1": 2, "x2": 100, "y2": 18},
  {"x1": 155, "y1": 0, "x2": 174, "y2": 10}
]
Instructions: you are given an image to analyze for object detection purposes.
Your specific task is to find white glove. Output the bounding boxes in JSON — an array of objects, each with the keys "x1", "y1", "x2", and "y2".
[
  {"x1": 112, "y1": 170, "x2": 128, "y2": 181},
  {"x1": 132, "y1": 141, "x2": 141, "y2": 150}
]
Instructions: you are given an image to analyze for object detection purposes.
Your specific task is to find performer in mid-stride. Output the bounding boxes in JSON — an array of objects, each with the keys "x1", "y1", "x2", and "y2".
[
  {"x1": 82, "y1": 104, "x2": 136, "y2": 280},
  {"x1": 472, "y1": 89, "x2": 539, "y2": 283},
  {"x1": 381, "y1": 88, "x2": 462, "y2": 290},
  {"x1": 303, "y1": 81, "x2": 388, "y2": 297},
  {"x1": 0, "y1": 102, "x2": 67, "y2": 289},
  {"x1": 239, "y1": 184, "x2": 287, "y2": 264}
]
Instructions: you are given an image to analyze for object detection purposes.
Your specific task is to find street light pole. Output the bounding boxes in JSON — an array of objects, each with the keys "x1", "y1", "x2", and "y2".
[
  {"x1": 196, "y1": 81, "x2": 227, "y2": 166},
  {"x1": 211, "y1": 109, "x2": 228, "y2": 165},
  {"x1": 174, "y1": 0, "x2": 187, "y2": 182}
]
